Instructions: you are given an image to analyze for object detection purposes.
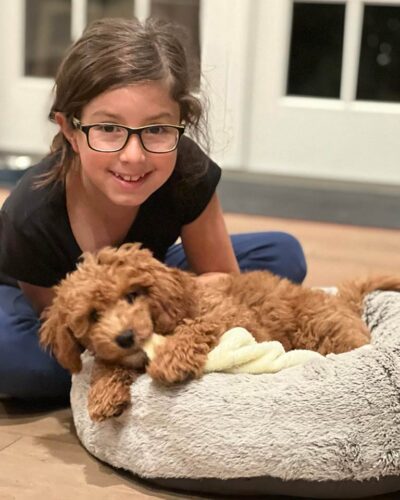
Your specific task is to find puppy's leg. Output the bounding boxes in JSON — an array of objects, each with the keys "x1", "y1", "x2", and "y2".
[
  {"x1": 318, "y1": 315, "x2": 370, "y2": 355},
  {"x1": 147, "y1": 319, "x2": 223, "y2": 385},
  {"x1": 88, "y1": 361, "x2": 139, "y2": 421},
  {"x1": 296, "y1": 306, "x2": 370, "y2": 355}
]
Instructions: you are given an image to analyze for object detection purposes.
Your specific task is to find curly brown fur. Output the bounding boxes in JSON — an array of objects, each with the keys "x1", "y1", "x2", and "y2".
[
  {"x1": 40, "y1": 243, "x2": 400, "y2": 420},
  {"x1": 88, "y1": 363, "x2": 140, "y2": 421},
  {"x1": 39, "y1": 243, "x2": 197, "y2": 420}
]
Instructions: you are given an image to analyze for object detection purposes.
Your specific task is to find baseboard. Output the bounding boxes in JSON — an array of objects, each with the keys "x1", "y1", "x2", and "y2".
[{"x1": 218, "y1": 170, "x2": 400, "y2": 229}]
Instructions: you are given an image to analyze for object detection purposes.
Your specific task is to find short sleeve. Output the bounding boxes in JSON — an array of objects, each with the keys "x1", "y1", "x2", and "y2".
[
  {"x1": 180, "y1": 160, "x2": 221, "y2": 225},
  {"x1": 172, "y1": 137, "x2": 222, "y2": 225}
]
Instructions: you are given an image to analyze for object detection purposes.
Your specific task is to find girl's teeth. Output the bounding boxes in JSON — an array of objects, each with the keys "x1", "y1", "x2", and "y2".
[{"x1": 115, "y1": 172, "x2": 145, "y2": 182}]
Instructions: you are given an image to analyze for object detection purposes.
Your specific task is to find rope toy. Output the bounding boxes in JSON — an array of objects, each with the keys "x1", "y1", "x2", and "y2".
[{"x1": 143, "y1": 327, "x2": 324, "y2": 375}]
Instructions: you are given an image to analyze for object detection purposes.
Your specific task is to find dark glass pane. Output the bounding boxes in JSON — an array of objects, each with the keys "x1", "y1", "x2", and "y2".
[
  {"x1": 25, "y1": 0, "x2": 71, "y2": 78},
  {"x1": 150, "y1": 0, "x2": 200, "y2": 87},
  {"x1": 87, "y1": 0, "x2": 134, "y2": 24},
  {"x1": 357, "y1": 5, "x2": 400, "y2": 102},
  {"x1": 287, "y1": 2, "x2": 345, "y2": 98}
]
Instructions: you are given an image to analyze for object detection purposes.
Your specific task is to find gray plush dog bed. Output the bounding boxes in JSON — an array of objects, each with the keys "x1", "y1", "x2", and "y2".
[{"x1": 71, "y1": 291, "x2": 400, "y2": 498}]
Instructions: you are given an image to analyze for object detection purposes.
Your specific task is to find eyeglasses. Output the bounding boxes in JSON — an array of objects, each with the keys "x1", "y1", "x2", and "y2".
[{"x1": 72, "y1": 117, "x2": 185, "y2": 153}]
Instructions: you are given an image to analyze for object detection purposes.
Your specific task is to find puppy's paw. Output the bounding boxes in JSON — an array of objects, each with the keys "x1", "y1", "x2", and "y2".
[
  {"x1": 88, "y1": 398, "x2": 130, "y2": 422},
  {"x1": 147, "y1": 360, "x2": 194, "y2": 385},
  {"x1": 147, "y1": 350, "x2": 203, "y2": 385},
  {"x1": 87, "y1": 376, "x2": 132, "y2": 421}
]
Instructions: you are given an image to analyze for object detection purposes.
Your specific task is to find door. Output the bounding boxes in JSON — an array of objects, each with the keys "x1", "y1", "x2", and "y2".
[{"x1": 247, "y1": 0, "x2": 400, "y2": 184}]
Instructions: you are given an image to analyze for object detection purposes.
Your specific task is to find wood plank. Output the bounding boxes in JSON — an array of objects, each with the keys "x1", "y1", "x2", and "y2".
[
  {"x1": 0, "y1": 431, "x2": 21, "y2": 451},
  {"x1": 0, "y1": 401, "x2": 76, "y2": 444},
  {"x1": 0, "y1": 435, "x2": 187, "y2": 500},
  {"x1": 224, "y1": 213, "x2": 400, "y2": 286}
]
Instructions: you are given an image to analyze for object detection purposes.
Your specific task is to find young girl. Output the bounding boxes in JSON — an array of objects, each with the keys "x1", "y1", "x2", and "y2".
[{"x1": 0, "y1": 17, "x2": 306, "y2": 400}]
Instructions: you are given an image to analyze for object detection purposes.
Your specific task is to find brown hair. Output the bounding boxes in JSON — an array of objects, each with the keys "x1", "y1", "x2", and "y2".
[{"x1": 41, "y1": 17, "x2": 207, "y2": 186}]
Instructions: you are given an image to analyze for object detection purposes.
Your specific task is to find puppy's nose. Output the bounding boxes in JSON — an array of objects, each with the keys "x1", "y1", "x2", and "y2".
[{"x1": 115, "y1": 330, "x2": 135, "y2": 348}]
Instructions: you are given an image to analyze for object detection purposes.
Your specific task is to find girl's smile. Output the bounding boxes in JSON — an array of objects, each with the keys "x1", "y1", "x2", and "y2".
[
  {"x1": 66, "y1": 81, "x2": 181, "y2": 209},
  {"x1": 109, "y1": 169, "x2": 153, "y2": 189}
]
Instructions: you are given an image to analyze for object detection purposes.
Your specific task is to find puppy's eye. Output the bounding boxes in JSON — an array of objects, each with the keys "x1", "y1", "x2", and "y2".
[
  {"x1": 125, "y1": 291, "x2": 139, "y2": 304},
  {"x1": 89, "y1": 309, "x2": 100, "y2": 322},
  {"x1": 125, "y1": 288, "x2": 145, "y2": 304}
]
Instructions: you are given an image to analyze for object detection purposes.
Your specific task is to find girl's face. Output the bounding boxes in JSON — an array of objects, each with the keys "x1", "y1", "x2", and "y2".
[{"x1": 61, "y1": 81, "x2": 181, "y2": 209}]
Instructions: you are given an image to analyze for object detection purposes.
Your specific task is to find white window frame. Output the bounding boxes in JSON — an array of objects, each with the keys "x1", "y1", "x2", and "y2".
[{"x1": 281, "y1": 0, "x2": 400, "y2": 113}]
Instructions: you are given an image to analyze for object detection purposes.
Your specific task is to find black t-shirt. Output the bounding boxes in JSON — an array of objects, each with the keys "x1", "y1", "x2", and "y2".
[{"x1": 0, "y1": 136, "x2": 221, "y2": 288}]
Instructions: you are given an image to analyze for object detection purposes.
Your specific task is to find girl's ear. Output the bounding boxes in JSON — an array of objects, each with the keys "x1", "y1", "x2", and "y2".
[{"x1": 54, "y1": 112, "x2": 79, "y2": 153}]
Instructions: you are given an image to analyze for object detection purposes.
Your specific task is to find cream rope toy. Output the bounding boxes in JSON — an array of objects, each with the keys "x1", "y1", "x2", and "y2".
[{"x1": 143, "y1": 327, "x2": 324, "y2": 375}]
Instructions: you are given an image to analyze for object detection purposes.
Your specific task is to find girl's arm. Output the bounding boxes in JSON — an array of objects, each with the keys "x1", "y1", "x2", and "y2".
[
  {"x1": 180, "y1": 193, "x2": 240, "y2": 274},
  {"x1": 19, "y1": 281, "x2": 55, "y2": 316}
]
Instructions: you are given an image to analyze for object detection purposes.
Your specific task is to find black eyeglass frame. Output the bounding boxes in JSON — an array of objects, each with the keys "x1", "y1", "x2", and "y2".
[{"x1": 71, "y1": 117, "x2": 185, "y2": 153}]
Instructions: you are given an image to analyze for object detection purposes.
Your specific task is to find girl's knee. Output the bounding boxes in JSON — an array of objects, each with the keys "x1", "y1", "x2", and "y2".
[
  {"x1": 0, "y1": 347, "x2": 71, "y2": 399},
  {"x1": 232, "y1": 231, "x2": 307, "y2": 283},
  {"x1": 272, "y1": 232, "x2": 307, "y2": 283},
  {"x1": 0, "y1": 318, "x2": 71, "y2": 399}
]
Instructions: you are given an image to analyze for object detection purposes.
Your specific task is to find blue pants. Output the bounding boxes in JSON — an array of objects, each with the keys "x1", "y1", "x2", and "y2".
[{"x1": 0, "y1": 232, "x2": 306, "y2": 399}]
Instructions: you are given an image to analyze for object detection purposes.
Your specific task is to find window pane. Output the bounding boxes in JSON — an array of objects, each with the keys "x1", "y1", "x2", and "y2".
[
  {"x1": 287, "y1": 2, "x2": 345, "y2": 98},
  {"x1": 87, "y1": 0, "x2": 134, "y2": 24},
  {"x1": 150, "y1": 0, "x2": 200, "y2": 87},
  {"x1": 25, "y1": 0, "x2": 71, "y2": 78},
  {"x1": 357, "y1": 5, "x2": 400, "y2": 102}
]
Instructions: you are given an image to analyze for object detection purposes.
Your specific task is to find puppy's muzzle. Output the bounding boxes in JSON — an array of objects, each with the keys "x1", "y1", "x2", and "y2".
[{"x1": 115, "y1": 329, "x2": 135, "y2": 349}]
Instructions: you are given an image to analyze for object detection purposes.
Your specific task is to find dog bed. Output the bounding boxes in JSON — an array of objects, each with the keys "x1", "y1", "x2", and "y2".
[{"x1": 71, "y1": 291, "x2": 400, "y2": 498}]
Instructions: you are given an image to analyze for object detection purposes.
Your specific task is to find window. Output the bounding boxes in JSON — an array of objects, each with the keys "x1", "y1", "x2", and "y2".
[
  {"x1": 87, "y1": 0, "x2": 134, "y2": 24},
  {"x1": 25, "y1": 0, "x2": 71, "y2": 78},
  {"x1": 287, "y1": 2, "x2": 346, "y2": 98},
  {"x1": 357, "y1": 5, "x2": 400, "y2": 102},
  {"x1": 24, "y1": 0, "x2": 200, "y2": 83}
]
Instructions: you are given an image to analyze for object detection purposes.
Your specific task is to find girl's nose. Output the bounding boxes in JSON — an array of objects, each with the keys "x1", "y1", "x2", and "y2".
[{"x1": 118, "y1": 134, "x2": 146, "y2": 163}]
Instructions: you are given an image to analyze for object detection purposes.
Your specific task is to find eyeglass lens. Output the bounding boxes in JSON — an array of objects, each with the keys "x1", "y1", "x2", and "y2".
[{"x1": 88, "y1": 125, "x2": 180, "y2": 152}]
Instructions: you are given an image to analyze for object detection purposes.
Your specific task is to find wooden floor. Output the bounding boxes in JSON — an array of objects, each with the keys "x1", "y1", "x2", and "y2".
[{"x1": 1, "y1": 186, "x2": 400, "y2": 499}]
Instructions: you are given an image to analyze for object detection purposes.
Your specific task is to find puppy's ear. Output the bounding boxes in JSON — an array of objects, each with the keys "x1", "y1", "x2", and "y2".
[
  {"x1": 39, "y1": 306, "x2": 83, "y2": 373},
  {"x1": 147, "y1": 267, "x2": 195, "y2": 333}
]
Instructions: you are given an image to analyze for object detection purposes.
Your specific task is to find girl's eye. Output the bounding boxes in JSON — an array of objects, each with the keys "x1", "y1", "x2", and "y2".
[
  {"x1": 145, "y1": 125, "x2": 166, "y2": 135},
  {"x1": 89, "y1": 309, "x2": 100, "y2": 322},
  {"x1": 94, "y1": 124, "x2": 122, "y2": 134},
  {"x1": 103, "y1": 125, "x2": 117, "y2": 133}
]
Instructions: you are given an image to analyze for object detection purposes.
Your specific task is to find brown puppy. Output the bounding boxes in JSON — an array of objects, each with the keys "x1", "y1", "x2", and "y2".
[{"x1": 40, "y1": 243, "x2": 400, "y2": 421}]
